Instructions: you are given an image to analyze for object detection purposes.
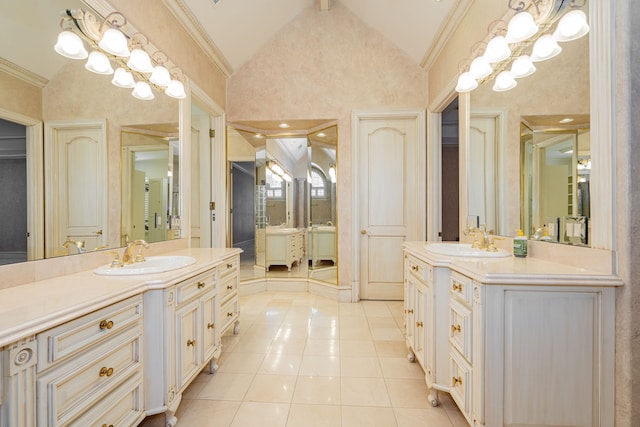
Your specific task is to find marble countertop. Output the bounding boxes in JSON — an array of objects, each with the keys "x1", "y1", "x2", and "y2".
[
  {"x1": 403, "y1": 241, "x2": 623, "y2": 287},
  {"x1": 0, "y1": 248, "x2": 241, "y2": 347}
]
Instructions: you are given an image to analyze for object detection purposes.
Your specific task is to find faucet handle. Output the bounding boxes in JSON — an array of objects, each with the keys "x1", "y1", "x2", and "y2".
[
  {"x1": 133, "y1": 239, "x2": 150, "y2": 248},
  {"x1": 134, "y1": 247, "x2": 146, "y2": 263},
  {"x1": 487, "y1": 236, "x2": 504, "y2": 252},
  {"x1": 106, "y1": 251, "x2": 123, "y2": 268}
]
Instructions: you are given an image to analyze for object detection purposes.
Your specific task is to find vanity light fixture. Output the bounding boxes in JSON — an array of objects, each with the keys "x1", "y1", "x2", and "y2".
[
  {"x1": 455, "y1": 0, "x2": 589, "y2": 93},
  {"x1": 328, "y1": 165, "x2": 337, "y2": 183},
  {"x1": 267, "y1": 160, "x2": 292, "y2": 183},
  {"x1": 54, "y1": 8, "x2": 186, "y2": 100}
]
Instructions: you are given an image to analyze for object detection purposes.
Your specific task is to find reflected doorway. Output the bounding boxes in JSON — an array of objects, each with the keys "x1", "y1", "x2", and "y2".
[
  {"x1": 230, "y1": 161, "x2": 256, "y2": 268},
  {"x1": 441, "y1": 98, "x2": 459, "y2": 241}
]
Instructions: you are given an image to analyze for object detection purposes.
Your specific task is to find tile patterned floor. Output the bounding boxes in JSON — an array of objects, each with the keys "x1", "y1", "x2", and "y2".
[{"x1": 139, "y1": 291, "x2": 466, "y2": 427}]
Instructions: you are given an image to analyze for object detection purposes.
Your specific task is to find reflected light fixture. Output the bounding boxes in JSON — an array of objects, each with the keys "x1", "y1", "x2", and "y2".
[
  {"x1": 456, "y1": 0, "x2": 589, "y2": 93},
  {"x1": 54, "y1": 8, "x2": 186, "y2": 101},
  {"x1": 278, "y1": 123, "x2": 290, "y2": 129}
]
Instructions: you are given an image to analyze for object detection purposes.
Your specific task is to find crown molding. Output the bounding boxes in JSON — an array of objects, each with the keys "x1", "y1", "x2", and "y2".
[
  {"x1": 421, "y1": 0, "x2": 475, "y2": 71},
  {"x1": 0, "y1": 58, "x2": 48, "y2": 89},
  {"x1": 161, "y1": 0, "x2": 234, "y2": 78}
]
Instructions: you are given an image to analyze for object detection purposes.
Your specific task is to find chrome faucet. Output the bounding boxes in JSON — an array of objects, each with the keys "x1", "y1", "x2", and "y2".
[
  {"x1": 122, "y1": 239, "x2": 149, "y2": 264},
  {"x1": 62, "y1": 240, "x2": 85, "y2": 254}
]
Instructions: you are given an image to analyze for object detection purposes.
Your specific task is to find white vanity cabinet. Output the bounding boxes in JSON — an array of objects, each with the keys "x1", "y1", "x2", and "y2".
[
  {"x1": 218, "y1": 256, "x2": 240, "y2": 337},
  {"x1": 35, "y1": 294, "x2": 145, "y2": 427},
  {"x1": 265, "y1": 229, "x2": 303, "y2": 271}
]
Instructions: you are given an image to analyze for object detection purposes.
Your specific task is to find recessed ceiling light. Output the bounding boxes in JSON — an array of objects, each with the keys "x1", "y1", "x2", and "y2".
[
  {"x1": 254, "y1": 133, "x2": 264, "y2": 139},
  {"x1": 278, "y1": 123, "x2": 290, "y2": 129},
  {"x1": 317, "y1": 132, "x2": 326, "y2": 137},
  {"x1": 559, "y1": 117, "x2": 574, "y2": 124}
]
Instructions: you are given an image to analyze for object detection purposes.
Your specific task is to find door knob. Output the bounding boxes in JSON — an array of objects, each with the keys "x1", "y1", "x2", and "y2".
[{"x1": 361, "y1": 229, "x2": 367, "y2": 235}]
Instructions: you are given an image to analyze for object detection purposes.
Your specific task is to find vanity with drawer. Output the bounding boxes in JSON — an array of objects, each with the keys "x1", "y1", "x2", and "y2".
[
  {"x1": 0, "y1": 248, "x2": 241, "y2": 427},
  {"x1": 403, "y1": 242, "x2": 621, "y2": 427}
]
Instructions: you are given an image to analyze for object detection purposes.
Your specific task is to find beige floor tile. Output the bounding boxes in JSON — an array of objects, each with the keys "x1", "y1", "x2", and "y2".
[
  {"x1": 378, "y1": 357, "x2": 425, "y2": 379},
  {"x1": 268, "y1": 337, "x2": 307, "y2": 355},
  {"x1": 374, "y1": 340, "x2": 409, "y2": 358},
  {"x1": 339, "y1": 315, "x2": 370, "y2": 329},
  {"x1": 341, "y1": 406, "x2": 398, "y2": 427},
  {"x1": 393, "y1": 407, "x2": 453, "y2": 427},
  {"x1": 197, "y1": 372, "x2": 254, "y2": 401},
  {"x1": 304, "y1": 339, "x2": 340, "y2": 356},
  {"x1": 340, "y1": 339, "x2": 377, "y2": 357},
  {"x1": 174, "y1": 399, "x2": 240, "y2": 427},
  {"x1": 259, "y1": 353, "x2": 302, "y2": 375},
  {"x1": 367, "y1": 316, "x2": 401, "y2": 328},
  {"x1": 182, "y1": 380, "x2": 207, "y2": 400},
  {"x1": 385, "y1": 378, "x2": 431, "y2": 409},
  {"x1": 307, "y1": 325, "x2": 339, "y2": 339},
  {"x1": 340, "y1": 356, "x2": 383, "y2": 378},
  {"x1": 244, "y1": 374, "x2": 297, "y2": 403},
  {"x1": 292, "y1": 375, "x2": 341, "y2": 405},
  {"x1": 340, "y1": 326, "x2": 372, "y2": 340},
  {"x1": 446, "y1": 407, "x2": 471, "y2": 426},
  {"x1": 340, "y1": 377, "x2": 391, "y2": 407},
  {"x1": 361, "y1": 301, "x2": 394, "y2": 317},
  {"x1": 217, "y1": 352, "x2": 265, "y2": 374},
  {"x1": 299, "y1": 354, "x2": 340, "y2": 376},
  {"x1": 339, "y1": 303, "x2": 365, "y2": 316},
  {"x1": 230, "y1": 402, "x2": 290, "y2": 427},
  {"x1": 370, "y1": 327, "x2": 405, "y2": 341},
  {"x1": 286, "y1": 404, "x2": 341, "y2": 427},
  {"x1": 231, "y1": 337, "x2": 274, "y2": 354}
]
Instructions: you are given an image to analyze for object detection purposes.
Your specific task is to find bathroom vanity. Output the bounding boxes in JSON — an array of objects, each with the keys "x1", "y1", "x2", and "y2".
[
  {"x1": 403, "y1": 242, "x2": 621, "y2": 427},
  {"x1": 0, "y1": 247, "x2": 240, "y2": 427}
]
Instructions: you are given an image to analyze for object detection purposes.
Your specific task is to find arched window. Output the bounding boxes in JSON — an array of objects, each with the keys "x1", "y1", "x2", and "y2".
[
  {"x1": 310, "y1": 168, "x2": 327, "y2": 198},
  {"x1": 266, "y1": 169, "x2": 285, "y2": 199}
]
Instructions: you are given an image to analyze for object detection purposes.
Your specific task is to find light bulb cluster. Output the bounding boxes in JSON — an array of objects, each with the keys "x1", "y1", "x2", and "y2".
[
  {"x1": 267, "y1": 161, "x2": 292, "y2": 183},
  {"x1": 54, "y1": 9, "x2": 186, "y2": 101},
  {"x1": 456, "y1": 6, "x2": 589, "y2": 93}
]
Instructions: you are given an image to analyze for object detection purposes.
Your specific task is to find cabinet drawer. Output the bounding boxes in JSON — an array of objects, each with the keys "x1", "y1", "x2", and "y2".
[
  {"x1": 449, "y1": 272, "x2": 472, "y2": 306},
  {"x1": 219, "y1": 296, "x2": 239, "y2": 335},
  {"x1": 449, "y1": 349, "x2": 472, "y2": 421},
  {"x1": 448, "y1": 298, "x2": 472, "y2": 363},
  {"x1": 37, "y1": 295, "x2": 143, "y2": 372},
  {"x1": 176, "y1": 269, "x2": 216, "y2": 305},
  {"x1": 406, "y1": 255, "x2": 432, "y2": 285},
  {"x1": 218, "y1": 256, "x2": 239, "y2": 281},
  {"x1": 220, "y1": 275, "x2": 238, "y2": 301},
  {"x1": 37, "y1": 326, "x2": 142, "y2": 426},
  {"x1": 67, "y1": 371, "x2": 144, "y2": 427}
]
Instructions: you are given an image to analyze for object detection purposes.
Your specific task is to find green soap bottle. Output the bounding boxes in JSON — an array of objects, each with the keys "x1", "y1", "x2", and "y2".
[{"x1": 513, "y1": 229, "x2": 528, "y2": 258}]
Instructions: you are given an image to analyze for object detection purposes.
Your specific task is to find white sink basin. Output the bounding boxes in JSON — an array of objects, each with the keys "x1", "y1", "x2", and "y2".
[
  {"x1": 95, "y1": 255, "x2": 197, "y2": 276},
  {"x1": 425, "y1": 243, "x2": 511, "y2": 258}
]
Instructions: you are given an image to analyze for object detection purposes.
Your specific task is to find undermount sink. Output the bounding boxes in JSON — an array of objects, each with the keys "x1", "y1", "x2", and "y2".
[
  {"x1": 94, "y1": 255, "x2": 197, "y2": 276},
  {"x1": 425, "y1": 243, "x2": 511, "y2": 258}
]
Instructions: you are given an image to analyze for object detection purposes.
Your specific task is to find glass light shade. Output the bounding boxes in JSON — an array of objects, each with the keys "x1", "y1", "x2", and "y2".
[
  {"x1": 485, "y1": 36, "x2": 511, "y2": 63},
  {"x1": 270, "y1": 163, "x2": 284, "y2": 176},
  {"x1": 553, "y1": 10, "x2": 590, "y2": 42},
  {"x1": 329, "y1": 166, "x2": 337, "y2": 183},
  {"x1": 98, "y1": 28, "x2": 130, "y2": 57},
  {"x1": 531, "y1": 35, "x2": 562, "y2": 62},
  {"x1": 455, "y1": 72, "x2": 478, "y2": 93},
  {"x1": 506, "y1": 12, "x2": 538, "y2": 43},
  {"x1": 112, "y1": 67, "x2": 135, "y2": 88},
  {"x1": 54, "y1": 31, "x2": 88, "y2": 59},
  {"x1": 510, "y1": 55, "x2": 536, "y2": 78},
  {"x1": 85, "y1": 51, "x2": 114, "y2": 75},
  {"x1": 149, "y1": 66, "x2": 171, "y2": 86},
  {"x1": 469, "y1": 56, "x2": 493, "y2": 79},
  {"x1": 127, "y1": 49, "x2": 153, "y2": 73},
  {"x1": 282, "y1": 173, "x2": 292, "y2": 182},
  {"x1": 132, "y1": 81, "x2": 155, "y2": 100},
  {"x1": 493, "y1": 71, "x2": 517, "y2": 92},
  {"x1": 165, "y1": 79, "x2": 186, "y2": 99}
]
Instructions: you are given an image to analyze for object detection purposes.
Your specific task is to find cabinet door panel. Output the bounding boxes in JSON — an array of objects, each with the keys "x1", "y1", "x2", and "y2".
[
  {"x1": 175, "y1": 300, "x2": 200, "y2": 390},
  {"x1": 201, "y1": 291, "x2": 218, "y2": 362}
]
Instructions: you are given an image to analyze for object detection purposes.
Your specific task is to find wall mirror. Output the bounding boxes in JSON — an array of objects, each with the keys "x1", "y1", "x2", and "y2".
[
  {"x1": 227, "y1": 122, "x2": 338, "y2": 285},
  {"x1": 468, "y1": 4, "x2": 590, "y2": 245},
  {"x1": 0, "y1": 0, "x2": 181, "y2": 265}
]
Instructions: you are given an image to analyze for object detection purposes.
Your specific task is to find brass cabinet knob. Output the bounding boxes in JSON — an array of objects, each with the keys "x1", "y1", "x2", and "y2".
[
  {"x1": 207, "y1": 323, "x2": 215, "y2": 329},
  {"x1": 452, "y1": 283, "x2": 463, "y2": 292},
  {"x1": 452, "y1": 376, "x2": 463, "y2": 386},
  {"x1": 451, "y1": 324, "x2": 461, "y2": 334},
  {"x1": 187, "y1": 339, "x2": 196, "y2": 347},
  {"x1": 99, "y1": 320, "x2": 114, "y2": 330},
  {"x1": 407, "y1": 309, "x2": 414, "y2": 314},
  {"x1": 226, "y1": 285, "x2": 233, "y2": 290},
  {"x1": 99, "y1": 367, "x2": 114, "y2": 377},
  {"x1": 227, "y1": 263, "x2": 233, "y2": 269},
  {"x1": 227, "y1": 312, "x2": 233, "y2": 317},
  {"x1": 360, "y1": 229, "x2": 367, "y2": 235},
  {"x1": 101, "y1": 424, "x2": 114, "y2": 427},
  {"x1": 416, "y1": 321, "x2": 423, "y2": 327},
  {"x1": 197, "y1": 281, "x2": 205, "y2": 289},
  {"x1": 411, "y1": 265, "x2": 419, "y2": 272}
]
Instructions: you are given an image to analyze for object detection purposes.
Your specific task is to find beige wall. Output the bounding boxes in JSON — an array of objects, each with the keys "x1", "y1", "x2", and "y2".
[
  {"x1": 227, "y1": 2, "x2": 429, "y2": 287},
  {"x1": 0, "y1": 71, "x2": 42, "y2": 120}
]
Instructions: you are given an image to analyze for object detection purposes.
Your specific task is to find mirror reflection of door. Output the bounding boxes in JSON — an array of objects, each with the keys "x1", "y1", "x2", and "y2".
[{"x1": 441, "y1": 98, "x2": 459, "y2": 241}]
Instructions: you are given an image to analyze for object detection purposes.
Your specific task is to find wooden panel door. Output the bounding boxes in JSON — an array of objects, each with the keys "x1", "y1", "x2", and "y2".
[
  {"x1": 357, "y1": 113, "x2": 424, "y2": 300},
  {"x1": 45, "y1": 120, "x2": 107, "y2": 256},
  {"x1": 469, "y1": 115, "x2": 497, "y2": 232}
]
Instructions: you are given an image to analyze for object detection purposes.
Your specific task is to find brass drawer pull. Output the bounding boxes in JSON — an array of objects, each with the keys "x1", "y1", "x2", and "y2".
[
  {"x1": 207, "y1": 323, "x2": 215, "y2": 329},
  {"x1": 452, "y1": 376, "x2": 463, "y2": 386},
  {"x1": 99, "y1": 320, "x2": 114, "y2": 330},
  {"x1": 452, "y1": 283, "x2": 463, "y2": 292},
  {"x1": 99, "y1": 367, "x2": 114, "y2": 377},
  {"x1": 407, "y1": 309, "x2": 413, "y2": 314},
  {"x1": 197, "y1": 281, "x2": 206, "y2": 289},
  {"x1": 101, "y1": 424, "x2": 114, "y2": 427},
  {"x1": 416, "y1": 321, "x2": 423, "y2": 327},
  {"x1": 411, "y1": 265, "x2": 419, "y2": 272},
  {"x1": 227, "y1": 312, "x2": 233, "y2": 317},
  {"x1": 187, "y1": 339, "x2": 196, "y2": 347},
  {"x1": 451, "y1": 324, "x2": 461, "y2": 333},
  {"x1": 226, "y1": 285, "x2": 233, "y2": 290},
  {"x1": 227, "y1": 263, "x2": 233, "y2": 269}
]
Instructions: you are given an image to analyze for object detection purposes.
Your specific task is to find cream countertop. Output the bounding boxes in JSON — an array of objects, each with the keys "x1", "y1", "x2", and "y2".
[
  {"x1": 0, "y1": 247, "x2": 241, "y2": 348},
  {"x1": 403, "y1": 241, "x2": 623, "y2": 287}
]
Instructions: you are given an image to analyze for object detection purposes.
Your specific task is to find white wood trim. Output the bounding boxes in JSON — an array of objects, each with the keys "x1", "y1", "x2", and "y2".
[
  {"x1": 180, "y1": 83, "x2": 193, "y2": 246},
  {"x1": 427, "y1": 111, "x2": 442, "y2": 242},
  {"x1": 351, "y1": 109, "x2": 426, "y2": 302},
  {"x1": 589, "y1": 0, "x2": 615, "y2": 251},
  {"x1": 0, "y1": 58, "x2": 47, "y2": 88},
  {"x1": 458, "y1": 92, "x2": 470, "y2": 241}
]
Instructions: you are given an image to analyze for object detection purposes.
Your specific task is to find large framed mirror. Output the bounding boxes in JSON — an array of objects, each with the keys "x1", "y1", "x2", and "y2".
[
  {"x1": 0, "y1": 0, "x2": 182, "y2": 265},
  {"x1": 468, "y1": 2, "x2": 590, "y2": 245},
  {"x1": 227, "y1": 122, "x2": 338, "y2": 285}
]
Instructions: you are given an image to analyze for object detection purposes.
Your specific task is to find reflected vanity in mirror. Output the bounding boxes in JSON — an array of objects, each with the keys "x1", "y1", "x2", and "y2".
[
  {"x1": 227, "y1": 122, "x2": 338, "y2": 285},
  {"x1": 0, "y1": 0, "x2": 182, "y2": 265},
  {"x1": 468, "y1": 2, "x2": 590, "y2": 246}
]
